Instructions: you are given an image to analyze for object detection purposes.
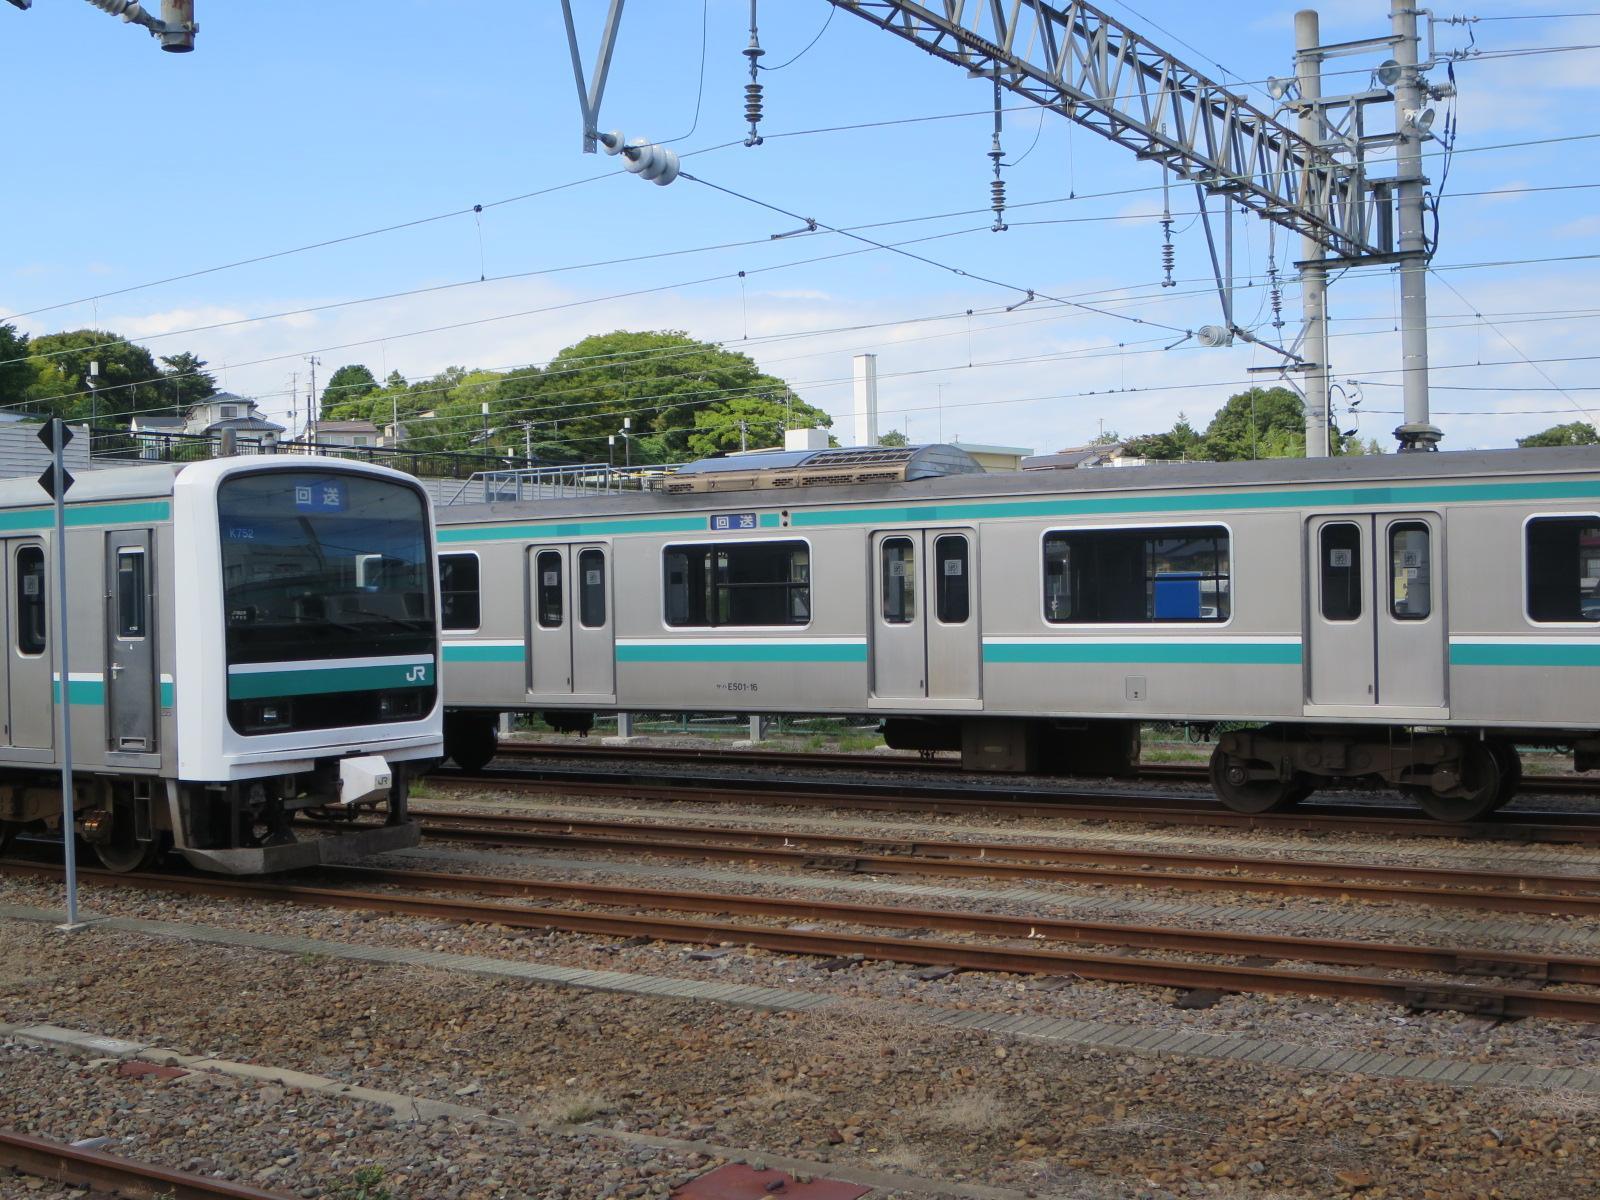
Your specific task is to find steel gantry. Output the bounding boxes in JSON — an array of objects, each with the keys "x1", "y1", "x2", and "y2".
[{"x1": 560, "y1": 1, "x2": 1446, "y2": 452}]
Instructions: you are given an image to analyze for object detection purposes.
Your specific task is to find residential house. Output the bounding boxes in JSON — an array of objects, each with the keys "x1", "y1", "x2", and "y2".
[
  {"x1": 306, "y1": 419, "x2": 382, "y2": 450},
  {"x1": 183, "y1": 393, "x2": 284, "y2": 447}
]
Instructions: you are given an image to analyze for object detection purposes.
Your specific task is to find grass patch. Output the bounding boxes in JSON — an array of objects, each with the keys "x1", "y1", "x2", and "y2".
[
  {"x1": 534, "y1": 1088, "x2": 612, "y2": 1126},
  {"x1": 328, "y1": 1167, "x2": 393, "y2": 1200}
]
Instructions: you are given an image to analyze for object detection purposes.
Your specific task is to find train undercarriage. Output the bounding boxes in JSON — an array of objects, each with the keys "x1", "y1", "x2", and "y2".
[{"x1": 0, "y1": 764, "x2": 419, "y2": 874}]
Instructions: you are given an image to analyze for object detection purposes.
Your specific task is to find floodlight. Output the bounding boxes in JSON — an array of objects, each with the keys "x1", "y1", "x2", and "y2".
[
  {"x1": 1376, "y1": 59, "x2": 1402, "y2": 87},
  {"x1": 1404, "y1": 107, "x2": 1436, "y2": 135},
  {"x1": 1266, "y1": 76, "x2": 1293, "y2": 100}
]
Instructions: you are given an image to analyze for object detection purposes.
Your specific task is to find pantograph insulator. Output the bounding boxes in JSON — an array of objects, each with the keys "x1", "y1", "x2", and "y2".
[{"x1": 744, "y1": 82, "x2": 765, "y2": 146}]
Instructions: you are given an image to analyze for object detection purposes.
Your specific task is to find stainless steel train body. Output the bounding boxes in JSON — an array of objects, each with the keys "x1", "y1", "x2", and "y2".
[
  {"x1": 0, "y1": 457, "x2": 442, "y2": 872},
  {"x1": 433, "y1": 447, "x2": 1600, "y2": 820}
]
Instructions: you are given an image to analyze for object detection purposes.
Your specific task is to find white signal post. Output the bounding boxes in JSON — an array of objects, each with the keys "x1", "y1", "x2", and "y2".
[{"x1": 38, "y1": 419, "x2": 84, "y2": 931}]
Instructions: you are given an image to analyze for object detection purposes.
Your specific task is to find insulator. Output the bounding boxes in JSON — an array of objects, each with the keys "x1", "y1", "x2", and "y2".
[
  {"x1": 744, "y1": 81, "x2": 764, "y2": 146},
  {"x1": 990, "y1": 178, "x2": 1008, "y2": 232},
  {"x1": 1160, "y1": 217, "x2": 1176, "y2": 288}
]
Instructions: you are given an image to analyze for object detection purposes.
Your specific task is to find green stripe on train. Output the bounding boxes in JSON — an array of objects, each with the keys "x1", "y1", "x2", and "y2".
[
  {"x1": 437, "y1": 478, "x2": 1600, "y2": 542},
  {"x1": 1451, "y1": 643, "x2": 1600, "y2": 667},
  {"x1": 0, "y1": 500, "x2": 171, "y2": 534},
  {"x1": 617, "y1": 643, "x2": 867, "y2": 664},
  {"x1": 983, "y1": 642, "x2": 1303, "y2": 665},
  {"x1": 442, "y1": 643, "x2": 525, "y2": 664},
  {"x1": 52, "y1": 679, "x2": 106, "y2": 705},
  {"x1": 227, "y1": 662, "x2": 435, "y2": 700}
]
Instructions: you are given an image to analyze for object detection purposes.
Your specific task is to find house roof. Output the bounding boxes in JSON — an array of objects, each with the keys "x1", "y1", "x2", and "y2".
[
  {"x1": 197, "y1": 415, "x2": 285, "y2": 434},
  {"x1": 311, "y1": 420, "x2": 380, "y2": 433}
]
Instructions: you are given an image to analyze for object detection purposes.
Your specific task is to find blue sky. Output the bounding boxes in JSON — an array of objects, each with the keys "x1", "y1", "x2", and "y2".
[{"x1": 4, "y1": 0, "x2": 1599, "y2": 454}]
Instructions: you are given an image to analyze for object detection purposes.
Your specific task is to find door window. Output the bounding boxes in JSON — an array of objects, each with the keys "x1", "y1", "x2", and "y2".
[
  {"x1": 1389, "y1": 523, "x2": 1431, "y2": 621},
  {"x1": 578, "y1": 549, "x2": 606, "y2": 628},
  {"x1": 536, "y1": 551, "x2": 564, "y2": 628},
  {"x1": 934, "y1": 535, "x2": 970, "y2": 624},
  {"x1": 881, "y1": 537, "x2": 916, "y2": 624},
  {"x1": 15, "y1": 546, "x2": 45, "y2": 655},
  {"x1": 1319, "y1": 523, "x2": 1363, "y2": 621},
  {"x1": 115, "y1": 549, "x2": 147, "y2": 638}
]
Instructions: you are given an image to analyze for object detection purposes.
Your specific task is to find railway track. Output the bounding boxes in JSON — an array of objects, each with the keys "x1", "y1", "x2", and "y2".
[
  {"x1": 407, "y1": 808, "x2": 1600, "y2": 917},
  {"x1": 0, "y1": 1127, "x2": 289, "y2": 1199},
  {"x1": 433, "y1": 762, "x2": 1600, "y2": 844},
  {"x1": 6, "y1": 858, "x2": 1599, "y2": 1023},
  {"x1": 493, "y1": 739, "x2": 1600, "y2": 795}
]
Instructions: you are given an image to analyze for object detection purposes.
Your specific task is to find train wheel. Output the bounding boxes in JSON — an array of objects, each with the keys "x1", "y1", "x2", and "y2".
[
  {"x1": 445, "y1": 713, "x2": 499, "y2": 773},
  {"x1": 91, "y1": 796, "x2": 161, "y2": 873},
  {"x1": 1208, "y1": 746, "x2": 1307, "y2": 814},
  {"x1": 1407, "y1": 741, "x2": 1503, "y2": 823},
  {"x1": 1489, "y1": 742, "x2": 1522, "y2": 810}
]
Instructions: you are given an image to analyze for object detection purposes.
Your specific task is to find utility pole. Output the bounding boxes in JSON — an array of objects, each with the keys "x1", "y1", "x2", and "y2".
[
  {"x1": 1295, "y1": 10, "x2": 1331, "y2": 458},
  {"x1": 305, "y1": 356, "x2": 320, "y2": 444},
  {"x1": 1390, "y1": 0, "x2": 1438, "y2": 450}
]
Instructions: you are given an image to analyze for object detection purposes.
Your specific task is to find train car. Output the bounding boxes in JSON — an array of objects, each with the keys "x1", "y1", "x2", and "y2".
[
  {"x1": 0, "y1": 457, "x2": 441, "y2": 872},
  {"x1": 432, "y1": 444, "x2": 1600, "y2": 822}
]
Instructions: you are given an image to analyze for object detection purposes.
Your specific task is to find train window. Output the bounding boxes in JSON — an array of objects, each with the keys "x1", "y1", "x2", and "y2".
[
  {"x1": 579, "y1": 549, "x2": 606, "y2": 628},
  {"x1": 663, "y1": 541, "x2": 810, "y2": 627},
  {"x1": 935, "y1": 535, "x2": 970, "y2": 624},
  {"x1": 15, "y1": 545, "x2": 45, "y2": 656},
  {"x1": 1319, "y1": 523, "x2": 1363, "y2": 622},
  {"x1": 536, "y1": 551, "x2": 564, "y2": 628},
  {"x1": 115, "y1": 549, "x2": 147, "y2": 639},
  {"x1": 1042, "y1": 526, "x2": 1230, "y2": 623},
  {"x1": 1526, "y1": 516, "x2": 1600, "y2": 622},
  {"x1": 438, "y1": 553, "x2": 480, "y2": 631},
  {"x1": 881, "y1": 537, "x2": 916, "y2": 624},
  {"x1": 1389, "y1": 523, "x2": 1431, "y2": 621}
]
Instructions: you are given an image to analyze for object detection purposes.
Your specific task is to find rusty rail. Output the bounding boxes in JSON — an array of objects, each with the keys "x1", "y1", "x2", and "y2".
[
  {"x1": 435, "y1": 764, "x2": 1600, "y2": 845},
  {"x1": 408, "y1": 813, "x2": 1600, "y2": 917},
  {"x1": 5, "y1": 861, "x2": 1599, "y2": 1022},
  {"x1": 0, "y1": 1128, "x2": 291, "y2": 1200}
]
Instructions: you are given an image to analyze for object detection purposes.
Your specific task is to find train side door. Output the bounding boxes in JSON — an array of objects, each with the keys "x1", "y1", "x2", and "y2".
[
  {"x1": 527, "y1": 546, "x2": 574, "y2": 695},
  {"x1": 1305, "y1": 513, "x2": 1446, "y2": 712},
  {"x1": 104, "y1": 530, "x2": 157, "y2": 752},
  {"x1": 869, "y1": 529, "x2": 981, "y2": 705},
  {"x1": 570, "y1": 544, "x2": 615, "y2": 701},
  {"x1": 1374, "y1": 512, "x2": 1446, "y2": 710},
  {"x1": 7, "y1": 541, "x2": 52, "y2": 750}
]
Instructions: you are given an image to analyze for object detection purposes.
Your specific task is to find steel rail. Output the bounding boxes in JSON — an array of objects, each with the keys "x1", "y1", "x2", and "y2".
[
  {"x1": 4, "y1": 861, "x2": 1595, "y2": 1022},
  {"x1": 435, "y1": 766, "x2": 1600, "y2": 845},
  {"x1": 410, "y1": 807, "x2": 1600, "y2": 897},
  {"x1": 0, "y1": 1128, "x2": 291, "y2": 1200},
  {"x1": 407, "y1": 818, "x2": 1600, "y2": 917}
]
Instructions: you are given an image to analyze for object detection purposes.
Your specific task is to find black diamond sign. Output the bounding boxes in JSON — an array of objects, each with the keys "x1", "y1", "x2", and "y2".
[
  {"x1": 38, "y1": 464, "x2": 74, "y2": 500},
  {"x1": 36, "y1": 417, "x2": 73, "y2": 453}
]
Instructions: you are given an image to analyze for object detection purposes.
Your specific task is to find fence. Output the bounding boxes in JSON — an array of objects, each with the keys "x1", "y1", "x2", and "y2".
[{"x1": 90, "y1": 427, "x2": 515, "y2": 481}]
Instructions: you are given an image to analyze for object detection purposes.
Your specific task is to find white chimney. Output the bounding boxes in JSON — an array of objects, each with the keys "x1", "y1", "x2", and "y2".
[
  {"x1": 785, "y1": 427, "x2": 830, "y2": 452},
  {"x1": 852, "y1": 353, "x2": 879, "y2": 447}
]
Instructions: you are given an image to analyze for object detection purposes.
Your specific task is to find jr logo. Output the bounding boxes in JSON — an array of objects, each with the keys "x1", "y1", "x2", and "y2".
[{"x1": 404, "y1": 665, "x2": 429, "y2": 683}]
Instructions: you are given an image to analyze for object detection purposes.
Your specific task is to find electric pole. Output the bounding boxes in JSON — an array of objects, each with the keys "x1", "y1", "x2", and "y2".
[
  {"x1": 305, "y1": 355, "x2": 320, "y2": 443},
  {"x1": 1295, "y1": 10, "x2": 1331, "y2": 458},
  {"x1": 1390, "y1": 0, "x2": 1439, "y2": 450}
]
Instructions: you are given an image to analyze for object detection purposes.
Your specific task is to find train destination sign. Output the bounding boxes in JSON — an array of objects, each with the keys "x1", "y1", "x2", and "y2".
[{"x1": 708, "y1": 511, "x2": 757, "y2": 532}]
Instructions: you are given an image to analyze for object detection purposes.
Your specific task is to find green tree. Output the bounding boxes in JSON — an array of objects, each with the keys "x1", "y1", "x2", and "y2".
[
  {"x1": 878, "y1": 429, "x2": 909, "y2": 448},
  {"x1": 1125, "y1": 412, "x2": 1201, "y2": 460},
  {"x1": 0, "y1": 323, "x2": 32, "y2": 409},
  {"x1": 520, "y1": 331, "x2": 825, "y2": 464},
  {"x1": 1517, "y1": 421, "x2": 1599, "y2": 448},
  {"x1": 1200, "y1": 387, "x2": 1327, "y2": 460},
  {"x1": 158, "y1": 351, "x2": 217, "y2": 410},
  {"x1": 25, "y1": 329, "x2": 166, "y2": 424},
  {"x1": 321, "y1": 364, "x2": 380, "y2": 417}
]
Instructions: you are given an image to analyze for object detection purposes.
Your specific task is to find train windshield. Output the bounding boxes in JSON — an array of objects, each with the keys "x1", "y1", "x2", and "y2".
[{"x1": 218, "y1": 471, "x2": 435, "y2": 665}]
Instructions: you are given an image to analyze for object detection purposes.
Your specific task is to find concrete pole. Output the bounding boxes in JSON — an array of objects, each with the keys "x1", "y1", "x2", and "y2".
[
  {"x1": 1295, "y1": 10, "x2": 1330, "y2": 458},
  {"x1": 852, "y1": 354, "x2": 879, "y2": 448},
  {"x1": 1390, "y1": 0, "x2": 1440, "y2": 451}
]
